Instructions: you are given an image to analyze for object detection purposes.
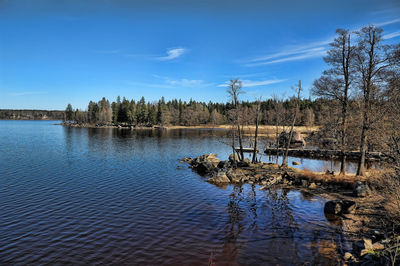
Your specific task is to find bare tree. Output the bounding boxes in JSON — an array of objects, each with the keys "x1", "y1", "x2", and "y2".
[
  {"x1": 227, "y1": 78, "x2": 245, "y2": 161},
  {"x1": 252, "y1": 97, "x2": 261, "y2": 163},
  {"x1": 312, "y1": 28, "x2": 356, "y2": 175},
  {"x1": 354, "y1": 25, "x2": 392, "y2": 176},
  {"x1": 272, "y1": 95, "x2": 284, "y2": 165},
  {"x1": 282, "y1": 80, "x2": 302, "y2": 167}
]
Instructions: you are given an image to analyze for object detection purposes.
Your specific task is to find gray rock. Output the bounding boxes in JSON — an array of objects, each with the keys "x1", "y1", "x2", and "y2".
[
  {"x1": 279, "y1": 131, "x2": 306, "y2": 146},
  {"x1": 217, "y1": 160, "x2": 230, "y2": 169},
  {"x1": 226, "y1": 169, "x2": 245, "y2": 183},
  {"x1": 194, "y1": 160, "x2": 215, "y2": 174},
  {"x1": 353, "y1": 181, "x2": 370, "y2": 197},
  {"x1": 207, "y1": 171, "x2": 230, "y2": 185}
]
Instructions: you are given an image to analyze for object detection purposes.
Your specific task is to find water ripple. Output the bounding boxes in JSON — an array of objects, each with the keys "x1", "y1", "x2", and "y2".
[{"x1": 0, "y1": 121, "x2": 346, "y2": 265}]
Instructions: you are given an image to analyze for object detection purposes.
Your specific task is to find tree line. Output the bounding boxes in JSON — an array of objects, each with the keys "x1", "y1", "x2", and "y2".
[{"x1": 65, "y1": 95, "x2": 325, "y2": 127}]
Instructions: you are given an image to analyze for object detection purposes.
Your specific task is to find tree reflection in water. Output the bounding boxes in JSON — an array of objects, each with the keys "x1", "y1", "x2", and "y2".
[{"x1": 215, "y1": 185, "x2": 344, "y2": 265}]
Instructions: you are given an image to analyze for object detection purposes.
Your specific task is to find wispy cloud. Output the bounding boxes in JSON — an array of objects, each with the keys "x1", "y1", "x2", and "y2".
[
  {"x1": 375, "y1": 18, "x2": 400, "y2": 27},
  {"x1": 218, "y1": 79, "x2": 286, "y2": 88},
  {"x1": 127, "y1": 75, "x2": 212, "y2": 89},
  {"x1": 156, "y1": 47, "x2": 187, "y2": 61},
  {"x1": 383, "y1": 30, "x2": 400, "y2": 40},
  {"x1": 165, "y1": 79, "x2": 205, "y2": 87},
  {"x1": 243, "y1": 38, "x2": 331, "y2": 67},
  {"x1": 8, "y1": 91, "x2": 46, "y2": 97}
]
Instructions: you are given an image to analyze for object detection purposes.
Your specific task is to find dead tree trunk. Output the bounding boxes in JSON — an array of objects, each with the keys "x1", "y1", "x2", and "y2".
[
  {"x1": 227, "y1": 79, "x2": 244, "y2": 162},
  {"x1": 231, "y1": 124, "x2": 237, "y2": 167},
  {"x1": 282, "y1": 80, "x2": 302, "y2": 167},
  {"x1": 274, "y1": 97, "x2": 282, "y2": 165},
  {"x1": 252, "y1": 99, "x2": 261, "y2": 163}
]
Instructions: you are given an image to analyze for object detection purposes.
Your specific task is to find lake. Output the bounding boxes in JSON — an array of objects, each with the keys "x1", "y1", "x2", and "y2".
[{"x1": 0, "y1": 120, "x2": 351, "y2": 265}]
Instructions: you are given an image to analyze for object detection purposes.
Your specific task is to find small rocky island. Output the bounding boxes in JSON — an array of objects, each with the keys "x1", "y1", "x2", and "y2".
[{"x1": 182, "y1": 153, "x2": 399, "y2": 265}]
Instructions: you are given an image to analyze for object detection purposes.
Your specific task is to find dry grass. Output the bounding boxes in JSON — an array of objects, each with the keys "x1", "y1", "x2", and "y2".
[
  {"x1": 299, "y1": 168, "x2": 367, "y2": 188},
  {"x1": 166, "y1": 124, "x2": 320, "y2": 138},
  {"x1": 371, "y1": 169, "x2": 400, "y2": 225}
]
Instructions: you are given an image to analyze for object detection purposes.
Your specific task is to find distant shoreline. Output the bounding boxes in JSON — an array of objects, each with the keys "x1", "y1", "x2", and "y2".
[
  {"x1": 0, "y1": 109, "x2": 64, "y2": 120},
  {"x1": 60, "y1": 122, "x2": 319, "y2": 136}
]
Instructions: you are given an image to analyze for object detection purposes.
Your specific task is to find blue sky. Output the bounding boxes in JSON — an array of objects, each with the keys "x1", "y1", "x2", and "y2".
[{"x1": 1, "y1": 0, "x2": 400, "y2": 110}]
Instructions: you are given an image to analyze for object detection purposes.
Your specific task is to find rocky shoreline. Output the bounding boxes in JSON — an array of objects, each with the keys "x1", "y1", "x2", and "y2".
[{"x1": 181, "y1": 153, "x2": 398, "y2": 265}]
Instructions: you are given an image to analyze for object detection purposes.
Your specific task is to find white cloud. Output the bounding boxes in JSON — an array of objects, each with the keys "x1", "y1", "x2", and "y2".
[
  {"x1": 383, "y1": 30, "x2": 400, "y2": 40},
  {"x1": 126, "y1": 76, "x2": 212, "y2": 89},
  {"x1": 243, "y1": 38, "x2": 331, "y2": 66},
  {"x1": 166, "y1": 79, "x2": 205, "y2": 87},
  {"x1": 152, "y1": 74, "x2": 210, "y2": 87},
  {"x1": 218, "y1": 79, "x2": 286, "y2": 88},
  {"x1": 375, "y1": 18, "x2": 400, "y2": 27},
  {"x1": 156, "y1": 47, "x2": 187, "y2": 61}
]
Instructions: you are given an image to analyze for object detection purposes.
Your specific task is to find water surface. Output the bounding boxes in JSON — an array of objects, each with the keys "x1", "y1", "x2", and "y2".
[{"x1": 0, "y1": 121, "x2": 349, "y2": 265}]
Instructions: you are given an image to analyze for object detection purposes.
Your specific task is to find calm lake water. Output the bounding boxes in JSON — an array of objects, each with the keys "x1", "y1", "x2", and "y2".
[{"x1": 0, "y1": 120, "x2": 352, "y2": 265}]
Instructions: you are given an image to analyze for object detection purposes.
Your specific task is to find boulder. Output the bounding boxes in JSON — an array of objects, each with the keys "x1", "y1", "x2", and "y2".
[
  {"x1": 217, "y1": 160, "x2": 230, "y2": 169},
  {"x1": 226, "y1": 169, "x2": 245, "y2": 183},
  {"x1": 194, "y1": 160, "x2": 215, "y2": 174},
  {"x1": 292, "y1": 161, "x2": 300, "y2": 166},
  {"x1": 324, "y1": 200, "x2": 357, "y2": 215},
  {"x1": 353, "y1": 181, "x2": 370, "y2": 197},
  {"x1": 207, "y1": 171, "x2": 230, "y2": 185},
  {"x1": 309, "y1": 182, "x2": 317, "y2": 189},
  {"x1": 204, "y1": 154, "x2": 220, "y2": 167},
  {"x1": 324, "y1": 200, "x2": 343, "y2": 215},
  {"x1": 279, "y1": 131, "x2": 306, "y2": 146}
]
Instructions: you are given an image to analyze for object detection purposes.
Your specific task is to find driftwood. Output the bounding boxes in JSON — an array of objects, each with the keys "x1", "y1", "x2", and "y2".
[{"x1": 264, "y1": 148, "x2": 387, "y2": 162}]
